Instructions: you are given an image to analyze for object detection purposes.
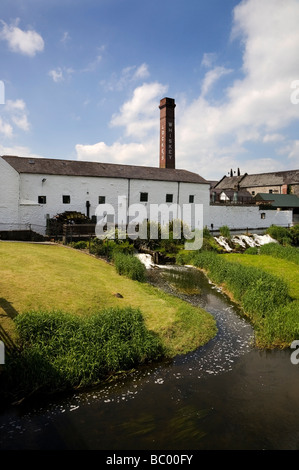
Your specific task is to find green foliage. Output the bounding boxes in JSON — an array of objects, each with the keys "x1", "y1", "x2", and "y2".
[
  {"x1": 113, "y1": 253, "x2": 146, "y2": 282},
  {"x1": 2, "y1": 308, "x2": 163, "y2": 398},
  {"x1": 260, "y1": 243, "x2": 299, "y2": 265},
  {"x1": 184, "y1": 251, "x2": 296, "y2": 347},
  {"x1": 244, "y1": 246, "x2": 259, "y2": 255},
  {"x1": 219, "y1": 225, "x2": 231, "y2": 239},
  {"x1": 70, "y1": 240, "x2": 89, "y2": 250},
  {"x1": 266, "y1": 225, "x2": 293, "y2": 245}
]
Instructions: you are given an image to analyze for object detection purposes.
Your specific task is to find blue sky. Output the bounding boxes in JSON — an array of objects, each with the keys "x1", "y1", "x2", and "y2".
[{"x1": 0, "y1": 0, "x2": 299, "y2": 180}]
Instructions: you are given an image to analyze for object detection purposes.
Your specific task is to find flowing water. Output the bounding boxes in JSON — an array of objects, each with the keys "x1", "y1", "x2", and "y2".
[{"x1": 0, "y1": 264, "x2": 299, "y2": 450}]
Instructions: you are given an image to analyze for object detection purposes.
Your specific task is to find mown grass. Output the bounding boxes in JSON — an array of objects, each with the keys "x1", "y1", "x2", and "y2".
[
  {"x1": 0, "y1": 242, "x2": 217, "y2": 399},
  {"x1": 179, "y1": 249, "x2": 299, "y2": 349}
]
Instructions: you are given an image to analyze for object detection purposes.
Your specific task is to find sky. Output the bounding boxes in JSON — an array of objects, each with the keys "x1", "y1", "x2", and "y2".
[{"x1": 0, "y1": 0, "x2": 299, "y2": 180}]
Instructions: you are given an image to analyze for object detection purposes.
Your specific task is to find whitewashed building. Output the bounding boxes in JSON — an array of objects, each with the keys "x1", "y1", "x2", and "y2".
[{"x1": 0, "y1": 154, "x2": 210, "y2": 235}]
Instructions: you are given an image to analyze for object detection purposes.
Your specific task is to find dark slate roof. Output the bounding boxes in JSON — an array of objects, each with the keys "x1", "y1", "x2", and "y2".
[
  {"x1": 1, "y1": 155, "x2": 209, "y2": 185},
  {"x1": 215, "y1": 170, "x2": 299, "y2": 190},
  {"x1": 213, "y1": 174, "x2": 247, "y2": 190},
  {"x1": 240, "y1": 170, "x2": 299, "y2": 187},
  {"x1": 254, "y1": 193, "x2": 299, "y2": 208}
]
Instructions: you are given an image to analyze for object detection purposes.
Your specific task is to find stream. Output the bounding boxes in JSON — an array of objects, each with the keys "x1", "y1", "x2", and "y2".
[{"x1": 1, "y1": 263, "x2": 299, "y2": 450}]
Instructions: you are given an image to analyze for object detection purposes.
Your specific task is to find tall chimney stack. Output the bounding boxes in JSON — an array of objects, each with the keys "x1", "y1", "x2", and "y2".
[{"x1": 159, "y1": 97, "x2": 176, "y2": 169}]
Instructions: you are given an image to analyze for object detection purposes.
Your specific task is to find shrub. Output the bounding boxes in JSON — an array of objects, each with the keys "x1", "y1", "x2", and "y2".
[
  {"x1": 113, "y1": 253, "x2": 146, "y2": 282},
  {"x1": 266, "y1": 225, "x2": 292, "y2": 245},
  {"x1": 244, "y1": 246, "x2": 259, "y2": 255},
  {"x1": 219, "y1": 225, "x2": 231, "y2": 239},
  {"x1": 2, "y1": 308, "x2": 163, "y2": 399}
]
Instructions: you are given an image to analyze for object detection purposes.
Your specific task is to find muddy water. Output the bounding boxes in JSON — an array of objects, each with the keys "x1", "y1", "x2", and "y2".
[{"x1": 1, "y1": 267, "x2": 299, "y2": 450}]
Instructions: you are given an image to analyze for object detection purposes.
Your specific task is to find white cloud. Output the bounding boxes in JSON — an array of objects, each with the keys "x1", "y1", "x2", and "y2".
[
  {"x1": 0, "y1": 99, "x2": 30, "y2": 137},
  {"x1": 110, "y1": 82, "x2": 168, "y2": 138},
  {"x1": 176, "y1": 0, "x2": 299, "y2": 177},
  {"x1": 201, "y1": 66, "x2": 233, "y2": 97},
  {"x1": 76, "y1": 140, "x2": 156, "y2": 166},
  {"x1": 76, "y1": 0, "x2": 299, "y2": 178},
  {"x1": 0, "y1": 19, "x2": 44, "y2": 57},
  {"x1": 48, "y1": 67, "x2": 64, "y2": 83},
  {"x1": 101, "y1": 63, "x2": 150, "y2": 92},
  {"x1": 48, "y1": 67, "x2": 74, "y2": 83}
]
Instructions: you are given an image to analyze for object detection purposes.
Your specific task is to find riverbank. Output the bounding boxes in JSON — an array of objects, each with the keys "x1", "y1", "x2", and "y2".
[
  {"x1": 0, "y1": 242, "x2": 217, "y2": 403},
  {"x1": 178, "y1": 249, "x2": 299, "y2": 349}
]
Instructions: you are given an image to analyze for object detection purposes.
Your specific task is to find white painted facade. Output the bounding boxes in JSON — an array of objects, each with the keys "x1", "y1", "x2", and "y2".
[
  {"x1": 0, "y1": 156, "x2": 210, "y2": 235},
  {"x1": 209, "y1": 205, "x2": 293, "y2": 232},
  {"x1": 0, "y1": 155, "x2": 293, "y2": 238}
]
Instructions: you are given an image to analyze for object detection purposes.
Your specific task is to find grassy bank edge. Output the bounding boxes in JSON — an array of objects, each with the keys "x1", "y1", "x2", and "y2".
[
  {"x1": 177, "y1": 249, "x2": 299, "y2": 349},
  {"x1": 0, "y1": 242, "x2": 217, "y2": 401}
]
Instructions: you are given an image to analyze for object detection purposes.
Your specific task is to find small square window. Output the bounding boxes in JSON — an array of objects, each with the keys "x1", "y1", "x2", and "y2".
[
  {"x1": 98, "y1": 196, "x2": 106, "y2": 204},
  {"x1": 189, "y1": 195, "x2": 194, "y2": 203},
  {"x1": 38, "y1": 196, "x2": 47, "y2": 204},
  {"x1": 261, "y1": 212, "x2": 266, "y2": 219},
  {"x1": 63, "y1": 195, "x2": 71, "y2": 204},
  {"x1": 140, "y1": 192, "x2": 148, "y2": 202},
  {"x1": 166, "y1": 194, "x2": 173, "y2": 203},
  {"x1": 251, "y1": 191, "x2": 255, "y2": 196},
  {"x1": 269, "y1": 189, "x2": 273, "y2": 194}
]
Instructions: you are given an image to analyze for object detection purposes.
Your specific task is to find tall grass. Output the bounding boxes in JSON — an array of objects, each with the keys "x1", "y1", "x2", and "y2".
[
  {"x1": 113, "y1": 253, "x2": 146, "y2": 282},
  {"x1": 185, "y1": 251, "x2": 295, "y2": 347},
  {"x1": 1, "y1": 307, "x2": 163, "y2": 400},
  {"x1": 260, "y1": 242, "x2": 299, "y2": 265}
]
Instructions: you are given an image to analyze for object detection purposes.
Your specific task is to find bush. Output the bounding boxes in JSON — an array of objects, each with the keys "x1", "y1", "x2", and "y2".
[
  {"x1": 2, "y1": 308, "x2": 163, "y2": 399},
  {"x1": 244, "y1": 246, "x2": 259, "y2": 255},
  {"x1": 113, "y1": 253, "x2": 146, "y2": 282},
  {"x1": 219, "y1": 225, "x2": 231, "y2": 239},
  {"x1": 266, "y1": 225, "x2": 292, "y2": 245}
]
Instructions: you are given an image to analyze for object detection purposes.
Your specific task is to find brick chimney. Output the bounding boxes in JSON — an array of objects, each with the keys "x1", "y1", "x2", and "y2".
[{"x1": 159, "y1": 97, "x2": 176, "y2": 169}]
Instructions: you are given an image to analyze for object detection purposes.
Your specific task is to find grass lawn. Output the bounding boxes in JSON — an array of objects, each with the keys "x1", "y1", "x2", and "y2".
[
  {"x1": 224, "y1": 253, "x2": 299, "y2": 301},
  {"x1": 0, "y1": 242, "x2": 216, "y2": 357}
]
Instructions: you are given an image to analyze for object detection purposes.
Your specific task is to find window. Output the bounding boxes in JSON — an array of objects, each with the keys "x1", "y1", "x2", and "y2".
[
  {"x1": 140, "y1": 192, "x2": 148, "y2": 202},
  {"x1": 98, "y1": 196, "x2": 106, "y2": 204},
  {"x1": 261, "y1": 213, "x2": 266, "y2": 219},
  {"x1": 166, "y1": 194, "x2": 173, "y2": 203},
  {"x1": 269, "y1": 189, "x2": 273, "y2": 194},
  {"x1": 251, "y1": 191, "x2": 255, "y2": 196},
  {"x1": 38, "y1": 196, "x2": 46, "y2": 204},
  {"x1": 189, "y1": 195, "x2": 194, "y2": 203},
  {"x1": 63, "y1": 195, "x2": 70, "y2": 204}
]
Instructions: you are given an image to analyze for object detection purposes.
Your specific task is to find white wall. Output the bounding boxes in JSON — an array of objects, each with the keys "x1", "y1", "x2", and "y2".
[
  {"x1": 17, "y1": 172, "x2": 210, "y2": 234},
  {"x1": 0, "y1": 158, "x2": 20, "y2": 230},
  {"x1": 209, "y1": 205, "x2": 293, "y2": 231}
]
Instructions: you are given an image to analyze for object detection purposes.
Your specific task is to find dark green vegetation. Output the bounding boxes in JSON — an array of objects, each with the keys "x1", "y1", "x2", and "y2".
[
  {"x1": 266, "y1": 224, "x2": 299, "y2": 246},
  {"x1": 1, "y1": 308, "x2": 163, "y2": 402}
]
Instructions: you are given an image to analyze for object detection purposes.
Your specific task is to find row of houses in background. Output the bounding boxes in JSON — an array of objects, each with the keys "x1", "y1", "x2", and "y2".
[
  {"x1": 0, "y1": 97, "x2": 298, "y2": 240},
  {"x1": 209, "y1": 169, "x2": 299, "y2": 225}
]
